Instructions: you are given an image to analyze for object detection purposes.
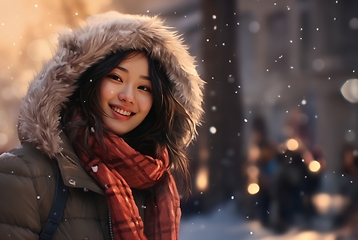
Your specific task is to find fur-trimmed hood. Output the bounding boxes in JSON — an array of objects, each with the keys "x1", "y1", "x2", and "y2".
[{"x1": 17, "y1": 11, "x2": 205, "y2": 157}]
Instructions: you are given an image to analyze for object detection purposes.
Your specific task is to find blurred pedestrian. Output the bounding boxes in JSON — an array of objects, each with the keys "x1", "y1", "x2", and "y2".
[{"x1": 335, "y1": 143, "x2": 358, "y2": 239}]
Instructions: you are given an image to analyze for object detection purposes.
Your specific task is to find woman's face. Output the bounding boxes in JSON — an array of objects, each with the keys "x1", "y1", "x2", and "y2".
[{"x1": 99, "y1": 52, "x2": 153, "y2": 135}]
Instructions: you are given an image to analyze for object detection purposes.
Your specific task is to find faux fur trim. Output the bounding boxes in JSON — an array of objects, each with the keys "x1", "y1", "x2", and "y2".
[{"x1": 17, "y1": 11, "x2": 205, "y2": 157}]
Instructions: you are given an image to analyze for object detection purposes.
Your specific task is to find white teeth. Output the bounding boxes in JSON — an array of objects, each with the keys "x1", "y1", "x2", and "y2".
[{"x1": 112, "y1": 106, "x2": 131, "y2": 116}]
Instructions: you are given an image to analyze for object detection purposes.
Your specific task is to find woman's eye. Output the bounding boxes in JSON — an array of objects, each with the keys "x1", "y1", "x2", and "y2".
[
  {"x1": 107, "y1": 74, "x2": 122, "y2": 82},
  {"x1": 138, "y1": 86, "x2": 152, "y2": 92}
]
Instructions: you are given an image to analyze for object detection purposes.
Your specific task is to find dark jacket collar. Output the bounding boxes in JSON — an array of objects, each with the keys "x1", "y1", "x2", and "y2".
[{"x1": 55, "y1": 130, "x2": 104, "y2": 195}]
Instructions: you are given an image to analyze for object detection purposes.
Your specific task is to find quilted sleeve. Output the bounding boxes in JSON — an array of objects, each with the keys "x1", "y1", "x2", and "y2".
[{"x1": 0, "y1": 151, "x2": 45, "y2": 240}]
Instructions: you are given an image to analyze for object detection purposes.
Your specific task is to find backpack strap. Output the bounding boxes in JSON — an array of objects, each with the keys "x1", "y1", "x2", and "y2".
[{"x1": 39, "y1": 167, "x2": 68, "y2": 240}]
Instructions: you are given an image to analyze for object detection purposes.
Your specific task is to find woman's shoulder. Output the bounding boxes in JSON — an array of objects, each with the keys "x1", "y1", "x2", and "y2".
[
  {"x1": 0, "y1": 143, "x2": 57, "y2": 237},
  {"x1": 0, "y1": 143, "x2": 55, "y2": 178}
]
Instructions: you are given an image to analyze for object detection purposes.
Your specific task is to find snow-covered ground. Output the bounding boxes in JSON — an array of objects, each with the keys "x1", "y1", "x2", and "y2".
[{"x1": 179, "y1": 200, "x2": 337, "y2": 240}]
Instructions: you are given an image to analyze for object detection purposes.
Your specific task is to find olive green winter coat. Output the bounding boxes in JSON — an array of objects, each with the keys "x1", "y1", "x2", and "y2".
[{"x1": 0, "y1": 132, "x2": 111, "y2": 239}]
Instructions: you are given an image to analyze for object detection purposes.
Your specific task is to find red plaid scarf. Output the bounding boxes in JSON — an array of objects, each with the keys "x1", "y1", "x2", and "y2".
[{"x1": 75, "y1": 131, "x2": 181, "y2": 240}]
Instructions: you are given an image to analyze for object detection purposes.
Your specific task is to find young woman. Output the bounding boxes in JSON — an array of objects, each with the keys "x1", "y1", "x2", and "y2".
[{"x1": 0, "y1": 12, "x2": 204, "y2": 240}]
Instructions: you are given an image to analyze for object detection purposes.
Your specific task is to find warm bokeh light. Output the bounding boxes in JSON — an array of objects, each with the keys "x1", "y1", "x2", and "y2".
[
  {"x1": 286, "y1": 138, "x2": 299, "y2": 151},
  {"x1": 312, "y1": 193, "x2": 350, "y2": 218},
  {"x1": 196, "y1": 166, "x2": 209, "y2": 191},
  {"x1": 209, "y1": 126, "x2": 217, "y2": 134},
  {"x1": 341, "y1": 78, "x2": 358, "y2": 103},
  {"x1": 247, "y1": 183, "x2": 260, "y2": 195},
  {"x1": 308, "y1": 160, "x2": 321, "y2": 172},
  {"x1": 312, "y1": 193, "x2": 331, "y2": 215}
]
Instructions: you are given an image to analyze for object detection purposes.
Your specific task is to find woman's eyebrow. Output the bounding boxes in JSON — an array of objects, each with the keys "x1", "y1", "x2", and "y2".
[
  {"x1": 115, "y1": 66, "x2": 128, "y2": 73},
  {"x1": 115, "y1": 66, "x2": 151, "y2": 80}
]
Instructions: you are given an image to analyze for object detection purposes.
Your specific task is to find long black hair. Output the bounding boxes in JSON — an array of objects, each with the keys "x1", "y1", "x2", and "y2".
[{"x1": 62, "y1": 49, "x2": 193, "y2": 195}]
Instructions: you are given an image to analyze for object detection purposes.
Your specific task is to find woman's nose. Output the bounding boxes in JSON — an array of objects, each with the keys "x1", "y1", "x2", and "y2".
[{"x1": 118, "y1": 85, "x2": 134, "y2": 103}]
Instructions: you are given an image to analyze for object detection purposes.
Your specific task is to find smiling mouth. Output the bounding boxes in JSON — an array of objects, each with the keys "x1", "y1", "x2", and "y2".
[{"x1": 110, "y1": 105, "x2": 134, "y2": 116}]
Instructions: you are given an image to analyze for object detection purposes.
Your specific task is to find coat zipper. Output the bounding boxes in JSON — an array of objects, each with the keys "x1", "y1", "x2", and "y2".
[
  {"x1": 65, "y1": 154, "x2": 114, "y2": 240},
  {"x1": 64, "y1": 155, "x2": 81, "y2": 167},
  {"x1": 107, "y1": 200, "x2": 115, "y2": 240}
]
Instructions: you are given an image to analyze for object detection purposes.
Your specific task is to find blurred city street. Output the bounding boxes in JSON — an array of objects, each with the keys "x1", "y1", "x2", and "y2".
[
  {"x1": 1, "y1": 1, "x2": 358, "y2": 239},
  {"x1": 180, "y1": 200, "x2": 337, "y2": 240}
]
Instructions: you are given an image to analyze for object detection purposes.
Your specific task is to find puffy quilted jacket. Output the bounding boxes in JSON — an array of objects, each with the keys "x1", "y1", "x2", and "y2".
[{"x1": 0, "y1": 132, "x2": 111, "y2": 239}]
